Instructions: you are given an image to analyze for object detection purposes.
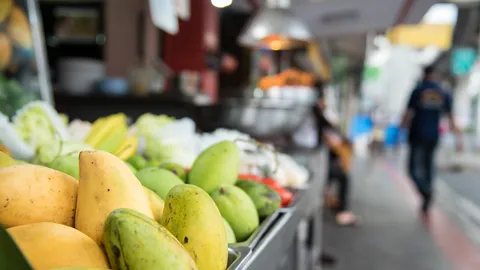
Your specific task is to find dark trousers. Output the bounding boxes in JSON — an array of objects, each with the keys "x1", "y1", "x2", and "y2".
[
  {"x1": 408, "y1": 141, "x2": 437, "y2": 198},
  {"x1": 327, "y1": 154, "x2": 349, "y2": 212}
]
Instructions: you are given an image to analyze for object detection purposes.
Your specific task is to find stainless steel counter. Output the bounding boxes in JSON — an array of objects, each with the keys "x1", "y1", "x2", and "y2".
[{"x1": 229, "y1": 148, "x2": 327, "y2": 270}]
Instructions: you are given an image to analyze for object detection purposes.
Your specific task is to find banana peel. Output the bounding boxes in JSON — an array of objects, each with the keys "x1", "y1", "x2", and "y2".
[
  {"x1": 84, "y1": 117, "x2": 106, "y2": 144},
  {"x1": 84, "y1": 114, "x2": 126, "y2": 148},
  {"x1": 114, "y1": 136, "x2": 138, "y2": 161},
  {"x1": 95, "y1": 124, "x2": 128, "y2": 153},
  {"x1": 83, "y1": 113, "x2": 138, "y2": 159}
]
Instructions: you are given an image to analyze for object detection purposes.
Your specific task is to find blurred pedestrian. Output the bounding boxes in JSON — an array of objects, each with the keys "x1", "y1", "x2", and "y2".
[
  {"x1": 400, "y1": 65, "x2": 463, "y2": 214},
  {"x1": 312, "y1": 84, "x2": 359, "y2": 226}
]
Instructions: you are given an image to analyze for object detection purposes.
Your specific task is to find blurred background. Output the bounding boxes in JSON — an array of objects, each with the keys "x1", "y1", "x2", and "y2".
[{"x1": 3, "y1": 0, "x2": 480, "y2": 269}]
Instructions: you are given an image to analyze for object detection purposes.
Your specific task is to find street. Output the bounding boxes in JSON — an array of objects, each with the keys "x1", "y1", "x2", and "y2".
[
  {"x1": 321, "y1": 148, "x2": 480, "y2": 270},
  {"x1": 437, "y1": 170, "x2": 480, "y2": 250}
]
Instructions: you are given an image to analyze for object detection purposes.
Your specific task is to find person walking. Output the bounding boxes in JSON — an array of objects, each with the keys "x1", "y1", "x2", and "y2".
[{"x1": 400, "y1": 66, "x2": 463, "y2": 214}]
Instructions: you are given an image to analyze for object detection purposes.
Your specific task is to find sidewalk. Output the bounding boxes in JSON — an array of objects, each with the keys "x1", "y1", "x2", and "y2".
[
  {"x1": 437, "y1": 133, "x2": 480, "y2": 170},
  {"x1": 437, "y1": 149, "x2": 480, "y2": 171},
  {"x1": 321, "y1": 156, "x2": 480, "y2": 270}
]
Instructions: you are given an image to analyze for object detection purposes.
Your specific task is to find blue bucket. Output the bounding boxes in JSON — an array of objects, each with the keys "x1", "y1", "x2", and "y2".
[
  {"x1": 384, "y1": 125, "x2": 400, "y2": 147},
  {"x1": 350, "y1": 115, "x2": 373, "y2": 139}
]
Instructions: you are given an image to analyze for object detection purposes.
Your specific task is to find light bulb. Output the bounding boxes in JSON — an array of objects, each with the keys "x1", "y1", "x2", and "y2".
[{"x1": 211, "y1": 0, "x2": 232, "y2": 8}]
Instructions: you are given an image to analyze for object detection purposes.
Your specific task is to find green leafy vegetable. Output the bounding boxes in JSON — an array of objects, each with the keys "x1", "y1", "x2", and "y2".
[
  {"x1": 0, "y1": 77, "x2": 39, "y2": 118},
  {"x1": 135, "y1": 113, "x2": 174, "y2": 138},
  {"x1": 12, "y1": 101, "x2": 70, "y2": 149},
  {"x1": 15, "y1": 106, "x2": 57, "y2": 147},
  {"x1": 36, "y1": 140, "x2": 92, "y2": 165},
  {"x1": 144, "y1": 136, "x2": 196, "y2": 168}
]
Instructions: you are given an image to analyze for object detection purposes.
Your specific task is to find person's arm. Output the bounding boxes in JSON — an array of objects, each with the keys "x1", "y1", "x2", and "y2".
[
  {"x1": 445, "y1": 93, "x2": 463, "y2": 151},
  {"x1": 400, "y1": 89, "x2": 417, "y2": 129}
]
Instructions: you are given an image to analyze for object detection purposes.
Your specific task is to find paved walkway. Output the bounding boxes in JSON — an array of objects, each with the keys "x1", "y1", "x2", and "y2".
[
  {"x1": 321, "y1": 155, "x2": 480, "y2": 270},
  {"x1": 437, "y1": 133, "x2": 480, "y2": 170}
]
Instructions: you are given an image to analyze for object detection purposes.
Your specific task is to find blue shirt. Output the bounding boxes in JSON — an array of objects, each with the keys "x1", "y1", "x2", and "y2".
[{"x1": 407, "y1": 80, "x2": 452, "y2": 143}]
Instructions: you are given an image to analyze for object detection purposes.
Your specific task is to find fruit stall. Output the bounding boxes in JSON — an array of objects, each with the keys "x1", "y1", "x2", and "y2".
[
  {"x1": 0, "y1": 100, "x2": 327, "y2": 270},
  {"x1": 1, "y1": 0, "x2": 328, "y2": 268}
]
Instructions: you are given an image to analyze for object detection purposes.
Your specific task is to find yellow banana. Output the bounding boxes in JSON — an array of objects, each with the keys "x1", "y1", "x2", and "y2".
[
  {"x1": 114, "y1": 135, "x2": 139, "y2": 161},
  {"x1": 96, "y1": 123, "x2": 128, "y2": 153},
  {"x1": 84, "y1": 117, "x2": 106, "y2": 143},
  {"x1": 85, "y1": 114, "x2": 126, "y2": 148}
]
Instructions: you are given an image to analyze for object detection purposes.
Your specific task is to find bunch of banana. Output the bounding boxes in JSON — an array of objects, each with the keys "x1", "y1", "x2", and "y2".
[
  {"x1": 84, "y1": 113, "x2": 138, "y2": 160},
  {"x1": 114, "y1": 135, "x2": 139, "y2": 161}
]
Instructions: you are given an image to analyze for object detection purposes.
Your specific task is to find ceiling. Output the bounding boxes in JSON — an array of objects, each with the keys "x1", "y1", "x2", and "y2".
[
  {"x1": 228, "y1": 0, "x2": 439, "y2": 73},
  {"x1": 230, "y1": 0, "x2": 438, "y2": 38}
]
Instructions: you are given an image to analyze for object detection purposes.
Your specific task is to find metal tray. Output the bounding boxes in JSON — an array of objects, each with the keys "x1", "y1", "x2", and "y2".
[
  {"x1": 280, "y1": 167, "x2": 318, "y2": 215},
  {"x1": 231, "y1": 210, "x2": 282, "y2": 249},
  {"x1": 227, "y1": 246, "x2": 252, "y2": 270},
  {"x1": 284, "y1": 187, "x2": 308, "y2": 210},
  {"x1": 240, "y1": 210, "x2": 296, "y2": 270},
  {"x1": 231, "y1": 170, "x2": 314, "y2": 251}
]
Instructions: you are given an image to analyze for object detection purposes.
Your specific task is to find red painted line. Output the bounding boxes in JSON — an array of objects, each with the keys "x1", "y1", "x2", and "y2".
[{"x1": 383, "y1": 161, "x2": 480, "y2": 270}]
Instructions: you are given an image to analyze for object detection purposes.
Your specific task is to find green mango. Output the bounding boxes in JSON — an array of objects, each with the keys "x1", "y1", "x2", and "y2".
[
  {"x1": 188, "y1": 141, "x2": 240, "y2": 193},
  {"x1": 223, "y1": 218, "x2": 236, "y2": 244},
  {"x1": 158, "y1": 162, "x2": 187, "y2": 182},
  {"x1": 48, "y1": 155, "x2": 79, "y2": 180},
  {"x1": 126, "y1": 155, "x2": 148, "y2": 170},
  {"x1": 14, "y1": 160, "x2": 28, "y2": 165},
  {"x1": 125, "y1": 161, "x2": 137, "y2": 174},
  {"x1": 103, "y1": 208, "x2": 197, "y2": 270},
  {"x1": 146, "y1": 159, "x2": 161, "y2": 167},
  {"x1": 236, "y1": 180, "x2": 281, "y2": 218},
  {"x1": 106, "y1": 208, "x2": 159, "y2": 228},
  {"x1": 51, "y1": 267, "x2": 108, "y2": 270},
  {"x1": 210, "y1": 184, "x2": 259, "y2": 242},
  {"x1": 136, "y1": 167, "x2": 183, "y2": 200}
]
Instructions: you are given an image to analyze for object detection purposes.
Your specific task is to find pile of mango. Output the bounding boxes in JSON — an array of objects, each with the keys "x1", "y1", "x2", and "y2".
[{"x1": 0, "y1": 140, "x2": 283, "y2": 270}]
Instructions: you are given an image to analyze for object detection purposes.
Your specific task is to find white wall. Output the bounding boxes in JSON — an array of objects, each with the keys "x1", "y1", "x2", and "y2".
[
  {"x1": 362, "y1": 46, "x2": 422, "y2": 120},
  {"x1": 453, "y1": 77, "x2": 472, "y2": 129},
  {"x1": 362, "y1": 44, "x2": 444, "y2": 123}
]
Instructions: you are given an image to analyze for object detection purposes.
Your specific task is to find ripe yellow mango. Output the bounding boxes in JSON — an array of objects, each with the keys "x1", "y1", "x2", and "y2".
[
  {"x1": 0, "y1": 164, "x2": 78, "y2": 228},
  {"x1": 143, "y1": 186, "x2": 165, "y2": 222},
  {"x1": 7, "y1": 222, "x2": 109, "y2": 270},
  {"x1": 75, "y1": 150, "x2": 153, "y2": 245},
  {"x1": 161, "y1": 184, "x2": 227, "y2": 270}
]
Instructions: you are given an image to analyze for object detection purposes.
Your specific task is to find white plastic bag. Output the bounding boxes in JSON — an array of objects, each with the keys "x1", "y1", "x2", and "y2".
[
  {"x1": 0, "y1": 113, "x2": 34, "y2": 161},
  {"x1": 144, "y1": 118, "x2": 198, "y2": 168}
]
